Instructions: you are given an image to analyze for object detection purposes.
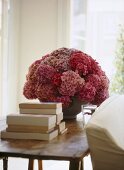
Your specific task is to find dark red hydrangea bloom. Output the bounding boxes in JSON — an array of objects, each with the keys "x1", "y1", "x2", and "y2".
[
  {"x1": 35, "y1": 64, "x2": 56, "y2": 84},
  {"x1": 92, "y1": 88, "x2": 109, "y2": 106},
  {"x1": 85, "y1": 74, "x2": 101, "y2": 89},
  {"x1": 23, "y1": 47, "x2": 109, "y2": 107},
  {"x1": 23, "y1": 81, "x2": 37, "y2": 99},
  {"x1": 26, "y1": 59, "x2": 42, "y2": 82},
  {"x1": 78, "y1": 82, "x2": 96, "y2": 103},
  {"x1": 52, "y1": 73, "x2": 62, "y2": 86},
  {"x1": 70, "y1": 51, "x2": 91, "y2": 74},
  {"x1": 54, "y1": 96, "x2": 71, "y2": 108}
]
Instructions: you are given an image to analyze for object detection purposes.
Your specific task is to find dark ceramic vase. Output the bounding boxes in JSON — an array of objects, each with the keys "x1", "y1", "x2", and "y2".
[{"x1": 62, "y1": 98, "x2": 83, "y2": 119}]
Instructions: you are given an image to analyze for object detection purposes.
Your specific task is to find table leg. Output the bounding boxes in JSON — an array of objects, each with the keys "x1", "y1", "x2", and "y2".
[
  {"x1": 28, "y1": 159, "x2": 34, "y2": 170},
  {"x1": 69, "y1": 160, "x2": 82, "y2": 170},
  {"x1": 3, "y1": 157, "x2": 8, "y2": 170},
  {"x1": 80, "y1": 159, "x2": 84, "y2": 170},
  {"x1": 38, "y1": 160, "x2": 43, "y2": 170}
]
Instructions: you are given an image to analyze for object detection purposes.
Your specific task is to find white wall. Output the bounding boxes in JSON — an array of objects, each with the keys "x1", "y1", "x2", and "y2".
[
  {"x1": 19, "y1": 0, "x2": 58, "y2": 103},
  {"x1": 8, "y1": 0, "x2": 70, "y2": 114}
]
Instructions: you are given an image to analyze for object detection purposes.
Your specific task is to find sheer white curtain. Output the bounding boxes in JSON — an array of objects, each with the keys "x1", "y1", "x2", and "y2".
[
  {"x1": 0, "y1": 0, "x2": 9, "y2": 116},
  {"x1": 0, "y1": 0, "x2": 2, "y2": 116},
  {"x1": 0, "y1": 0, "x2": 20, "y2": 116}
]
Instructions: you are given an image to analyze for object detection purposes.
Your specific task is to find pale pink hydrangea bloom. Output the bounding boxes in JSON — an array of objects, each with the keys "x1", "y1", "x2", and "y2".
[
  {"x1": 59, "y1": 71, "x2": 85, "y2": 96},
  {"x1": 36, "y1": 84, "x2": 56, "y2": 102},
  {"x1": 42, "y1": 55, "x2": 70, "y2": 71}
]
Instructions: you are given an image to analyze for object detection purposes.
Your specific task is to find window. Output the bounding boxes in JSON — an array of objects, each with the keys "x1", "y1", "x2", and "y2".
[
  {"x1": 70, "y1": 0, "x2": 124, "y2": 81},
  {"x1": 70, "y1": 0, "x2": 87, "y2": 51}
]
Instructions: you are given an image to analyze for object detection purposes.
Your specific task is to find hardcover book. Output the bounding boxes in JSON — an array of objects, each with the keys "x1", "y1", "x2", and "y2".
[
  {"x1": 6, "y1": 124, "x2": 54, "y2": 133},
  {"x1": 56, "y1": 121, "x2": 66, "y2": 133},
  {"x1": 1, "y1": 129, "x2": 58, "y2": 141},
  {"x1": 7, "y1": 114, "x2": 56, "y2": 128},
  {"x1": 19, "y1": 102, "x2": 62, "y2": 109},
  {"x1": 56, "y1": 121, "x2": 68, "y2": 134},
  {"x1": 56, "y1": 112, "x2": 63, "y2": 124},
  {"x1": 19, "y1": 111, "x2": 63, "y2": 125},
  {"x1": 19, "y1": 107, "x2": 62, "y2": 115}
]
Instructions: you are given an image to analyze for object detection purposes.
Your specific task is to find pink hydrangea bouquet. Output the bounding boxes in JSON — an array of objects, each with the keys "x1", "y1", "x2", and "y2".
[{"x1": 23, "y1": 48, "x2": 109, "y2": 108}]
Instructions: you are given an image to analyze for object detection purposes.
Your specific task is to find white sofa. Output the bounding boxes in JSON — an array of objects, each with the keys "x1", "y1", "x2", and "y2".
[{"x1": 85, "y1": 95, "x2": 124, "y2": 170}]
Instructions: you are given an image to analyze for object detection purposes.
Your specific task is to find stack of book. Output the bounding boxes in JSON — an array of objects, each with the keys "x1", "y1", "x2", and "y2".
[{"x1": 1, "y1": 102, "x2": 67, "y2": 141}]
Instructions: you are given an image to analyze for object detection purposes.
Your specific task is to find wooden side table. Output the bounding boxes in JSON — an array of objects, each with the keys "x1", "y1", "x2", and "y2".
[{"x1": 0, "y1": 117, "x2": 89, "y2": 170}]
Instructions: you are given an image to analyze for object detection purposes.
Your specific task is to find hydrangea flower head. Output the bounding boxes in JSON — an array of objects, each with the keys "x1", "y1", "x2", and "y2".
[{"x1": 23, "y1": 48, "x2": 109, "y2": 107}]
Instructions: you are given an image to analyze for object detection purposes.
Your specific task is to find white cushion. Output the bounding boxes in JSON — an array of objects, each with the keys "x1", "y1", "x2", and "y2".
[{"x1": 85, "y1": 95, "x2": 124, "y2": 170}]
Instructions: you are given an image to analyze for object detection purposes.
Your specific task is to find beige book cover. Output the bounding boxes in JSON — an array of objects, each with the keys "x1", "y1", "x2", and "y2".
[
  {"x1": 7, "y1": 114, "x2": 56, "y2": 128},
  {"x1": 19, "y1": 107, "x2": 62, "y2": 115},
  {"x1": 6, "y1": 124, "x2": 54, "y2": 133},
  {"x1": 56, "y1": 121, "x2": 68, "y2": 135},
  {"x1": 56, "y1": 121, "x2": 66, "y2": 133},
  {"x1": 19, "y1": 110, "x2": 63, "y2": 125},
  {"x1": 19, "y1": 102, "x2": 62, "y2": 109},
  {"x1": 1, "y1": 129, "x2": 58, "y2": 141},
  {"x1": 56, "y1": 112, "x2": 63, "y2": 124}
]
